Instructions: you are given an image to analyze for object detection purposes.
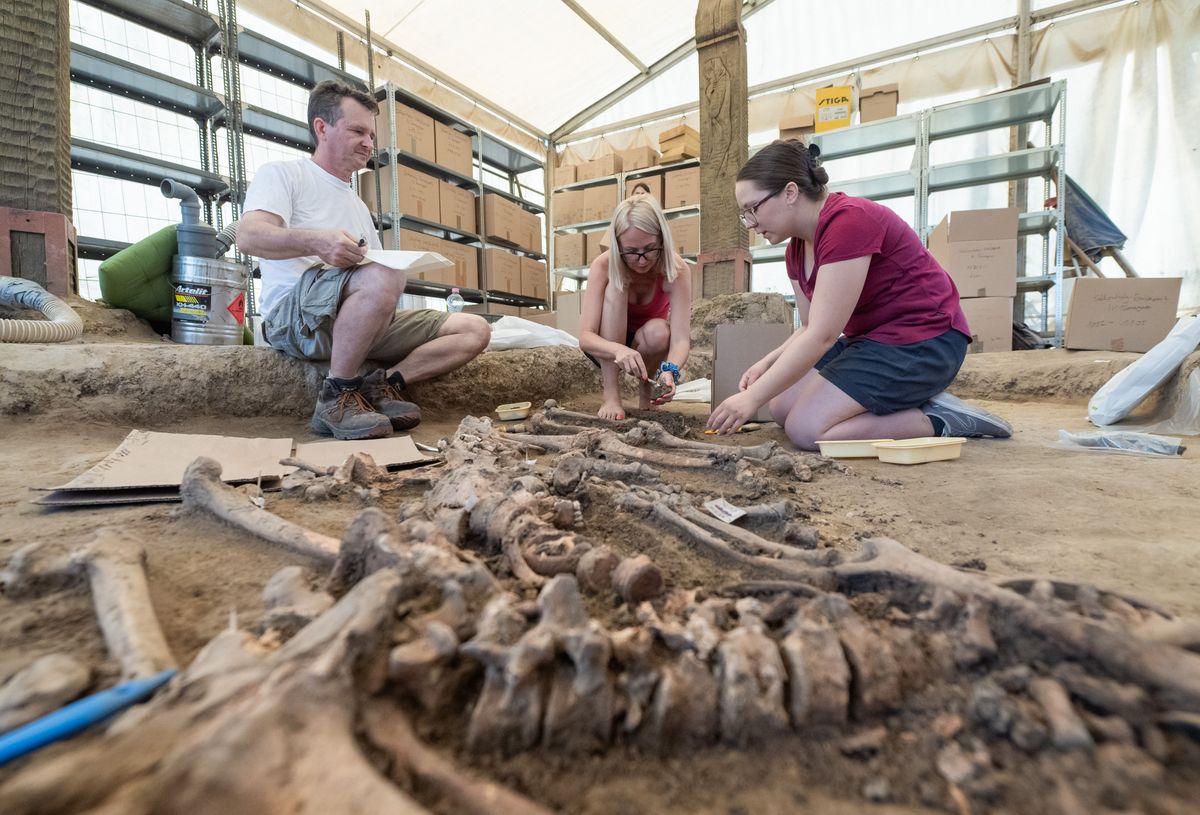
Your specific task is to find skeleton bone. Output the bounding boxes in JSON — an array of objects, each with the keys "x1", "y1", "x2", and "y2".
[
  {"x1": 0, "y1": 654, "x2": 91, "y2": 733},
  {"x1": 1029, "y1": 677, "x2": 1094, "y2": 750},
  {"x1": 716, "y1": 600, "x2": 790, "y2": 745},
  {"x1": 181, "y1": 457, "x2": 340, "y2": 564},
  {"x1": 74, "y1": 529, "x2": 177, "y2": 680}
]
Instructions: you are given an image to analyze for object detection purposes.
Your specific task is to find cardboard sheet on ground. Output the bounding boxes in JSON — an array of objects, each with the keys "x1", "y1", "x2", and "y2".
[
  {"x1": 293, "y1": 436, "x2": 432, "y2": 469},
  {"x1": 362, "y1": 250, "x2": 451, "y2": 277},
  {"x1": 36, "y1": 430, "x2": 293, "y2": 507}
]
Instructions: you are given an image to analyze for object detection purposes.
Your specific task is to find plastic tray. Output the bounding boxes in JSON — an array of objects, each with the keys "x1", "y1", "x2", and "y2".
[
  {"x1": 495, "y1": 401, "x2": 532, "y2": 421},
  {"x1": 872, "y1": 437, "x2": 966, "y2": 465},
  {"x1": 816, "y1": 438, "x2": 895, "y2": 459}
]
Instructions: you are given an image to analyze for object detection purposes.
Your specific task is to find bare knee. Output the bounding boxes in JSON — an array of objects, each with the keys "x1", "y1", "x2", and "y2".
[
  {"x1": 349, "y1": 263, "x2": 404, "y2": 311},
  {"x1": 443, "y1": 313, "x2": 491, "y2": 355},
  {"x1": 784, "y1": 409, "x2": 826, "y2": 451},
  {"x1": 637, "y1": 319, "x2": 670, "y2": 354}
]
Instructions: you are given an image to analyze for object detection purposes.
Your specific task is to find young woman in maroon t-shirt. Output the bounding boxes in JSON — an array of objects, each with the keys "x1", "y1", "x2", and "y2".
[
  {"x1": 579, "y1": 193, "x2": 693, "y2": 420},
  {"x1": 707, "y1": 139, "x2": 1012, "y2": 446}
]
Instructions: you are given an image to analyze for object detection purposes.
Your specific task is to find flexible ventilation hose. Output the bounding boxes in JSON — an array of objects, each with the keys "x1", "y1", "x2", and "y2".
[
  {"x1": 214, "y1": 222, "x2": 238, "y2": 258},
  {"x1": 0, "y1": 277, "x2": 84, "y2": 343}
]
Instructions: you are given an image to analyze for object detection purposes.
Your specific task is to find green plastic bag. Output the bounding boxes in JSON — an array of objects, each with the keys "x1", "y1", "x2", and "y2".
[{"x1": 98, "y1": 225, "x2": 178, "y2": 324}]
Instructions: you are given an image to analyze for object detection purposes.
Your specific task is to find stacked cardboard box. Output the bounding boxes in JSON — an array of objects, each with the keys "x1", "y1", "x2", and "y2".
[
  {"x1": 433, "y1": 121, "x2": 473, "y2": 177},
  {"x1": 1064, "y1": 277, "x2": 1182, "y2": 352},
  {"x1": 555, "y1": 290, "x2": 584, "y2": 338},
  {"x1": 554, "y1": 232, "x2": 585, "y2": 268},
  {"x1": 554, "y1": 165, "x2": 577, "y2": 187},
  {"x1": 860, "y1": 84, "x2": 899, "y2": 123},
  {"x1": 669, "y1": 215, "x2": 700, "y2": 257},
  {"x1": 658, "y1": 123, "x2": 700, "y2": 163},
  {"x1": 626, "y1": 174, "x2": 662, "y2": 203},
  {"x1": 583, "y1": 228, "x2": 608, "y2": 265},
  {"x1": 360, "y1": 165, "x2": 441, "y2": 222},
  {"x1": 483, "y1": 247, "x2": 522, "y2": 294},
  {"x1": 582, "y1": 182, "x2": 619, "y2": 222},
  {"x1": 520, "y1": 256, "x2": 548, "y2": 301},
  {"x1": 552, "y1": 189, "x2": 585, "y2": 227},
  {"x1": 618, "y1": 146, "x2": 660, "y2": 172},
  {"x1": 438, "y1": 181, "x2": 476, "y2": 234},
  {"x1": 779, "y1": 113, "x2": 815, "y2": 142},
  {"x1": 927, "y1": 208, "x2": 1018, "y2": 353},
  {"x1": 398, "y1": 228, "x2": 479, "y2": 290},
  {"x1": 663, "y1": 166, "x2": 700, "y2": 209},
  {"x1": 577, "y1": 154, "x2": 623, "y2": 182},
  {"x1": 379, "y1": 102, "x2": 436, "y2": 161},
  {"x1": 483, "y1": 194, "x2": 541, "y2": 253}
]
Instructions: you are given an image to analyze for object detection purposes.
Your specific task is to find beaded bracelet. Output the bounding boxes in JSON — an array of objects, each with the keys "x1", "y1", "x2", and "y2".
[{"x1": 658, "y1": 361, "x2": 681, "y2": 384}]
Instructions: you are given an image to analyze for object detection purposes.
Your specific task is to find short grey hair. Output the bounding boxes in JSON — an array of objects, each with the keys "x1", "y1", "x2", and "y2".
[{"x1": 307, "y1": 80, "x2": 379, "y2": 148}]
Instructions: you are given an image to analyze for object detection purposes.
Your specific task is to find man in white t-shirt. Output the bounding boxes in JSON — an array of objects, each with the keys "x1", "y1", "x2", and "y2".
[{"x1": 238, "y1": 80, "x2": 490, "y2": 440}]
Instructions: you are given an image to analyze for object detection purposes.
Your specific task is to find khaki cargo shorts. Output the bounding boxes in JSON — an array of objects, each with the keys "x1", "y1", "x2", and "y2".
[{"x1": 263, "y1": 264, "x2": 448, "y2": 365}]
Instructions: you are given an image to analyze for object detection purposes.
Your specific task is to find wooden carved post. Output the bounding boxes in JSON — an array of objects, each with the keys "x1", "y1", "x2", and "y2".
[
  {"x1": 694, "y1": 0, "x2": 749, "y2": 297},
  {"x1": 1, "y1": 0, "x2": 76, "y2": 294}
]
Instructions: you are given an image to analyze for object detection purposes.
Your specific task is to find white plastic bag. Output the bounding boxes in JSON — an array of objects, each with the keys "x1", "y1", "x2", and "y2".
[
  {"x1": 1057, "y1": 429, "x2": 1187, "y2": 458},
  {"x1": 485, "y1": 315, "x2": 579, "y2": 351},
  {"x1": 1088, "y1": 315, "x2": 1200, "y2": 426}
]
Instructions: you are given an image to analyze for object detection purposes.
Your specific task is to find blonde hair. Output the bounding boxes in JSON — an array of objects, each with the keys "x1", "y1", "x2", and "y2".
[{"x1": 604, "y1": 194, "x2": 677, "y2": 293}]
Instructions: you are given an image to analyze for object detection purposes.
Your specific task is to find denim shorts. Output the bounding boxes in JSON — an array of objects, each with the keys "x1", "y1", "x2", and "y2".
[
  {"x1": 815, "y1": 330, "x2": 968, "y2": 415},
  {"x1": 263, "y1": 264, "x2": 447, "y2": 365}
]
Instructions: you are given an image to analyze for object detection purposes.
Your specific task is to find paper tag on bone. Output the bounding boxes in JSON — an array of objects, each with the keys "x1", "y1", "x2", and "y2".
[{"x1": 704, "y1": 498, "x2": 746, "y2": 524}]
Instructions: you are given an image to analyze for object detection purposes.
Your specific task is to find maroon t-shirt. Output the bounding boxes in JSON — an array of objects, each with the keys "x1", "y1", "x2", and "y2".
[{"x1": 786, "y1": 193, "x2": 971, "y2": 345}]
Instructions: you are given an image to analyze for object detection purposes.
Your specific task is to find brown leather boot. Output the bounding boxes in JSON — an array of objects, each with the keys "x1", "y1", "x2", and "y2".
[
  {"x1": 310, "y1": 376, "x2": 392, "y2": 440},
  {"x1": 360, "y1": 369, "x2": 421, "y2": 431}
]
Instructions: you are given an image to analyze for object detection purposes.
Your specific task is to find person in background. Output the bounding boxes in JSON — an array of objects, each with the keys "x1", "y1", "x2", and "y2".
[
  {"x1": 578, "y1": 194, "x2": 692, "y2": 420},
  {"x1": 238, "y1": 80, "x2": 490, "y2": 440},
  {"x1": 707, "y1": 139, "x2": 1012, "y2": 446}
]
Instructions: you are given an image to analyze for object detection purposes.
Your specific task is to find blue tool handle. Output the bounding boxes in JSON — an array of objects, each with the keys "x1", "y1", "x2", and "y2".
[{"x1": 0, "y1": 668, "x2": 176, "y2": 766}]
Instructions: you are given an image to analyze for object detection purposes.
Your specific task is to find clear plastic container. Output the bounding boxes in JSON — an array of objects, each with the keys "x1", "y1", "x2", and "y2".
[{"x1": 446, "y1": 287, "x2": 465, "y2": 313}]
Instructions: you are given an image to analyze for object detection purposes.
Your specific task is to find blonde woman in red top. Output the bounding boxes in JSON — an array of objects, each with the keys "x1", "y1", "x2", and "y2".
[{"x1": 579, "y1": 193, "x2": 692, "y2": 420}]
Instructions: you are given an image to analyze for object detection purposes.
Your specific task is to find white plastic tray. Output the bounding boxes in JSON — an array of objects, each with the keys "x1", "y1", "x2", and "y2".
[{"x1": 872, "y1": 437, "x2": 966, "y2": 465}]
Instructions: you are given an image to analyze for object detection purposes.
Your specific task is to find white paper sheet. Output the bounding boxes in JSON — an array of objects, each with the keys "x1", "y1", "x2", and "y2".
[{"x1": 364, "y1": 250, "x2": 452, "y2": 276}]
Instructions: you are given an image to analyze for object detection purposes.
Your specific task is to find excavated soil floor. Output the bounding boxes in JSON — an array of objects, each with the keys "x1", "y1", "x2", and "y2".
[{"x1": 2, "y1": 299, "x2": 1199, "y2": 813}]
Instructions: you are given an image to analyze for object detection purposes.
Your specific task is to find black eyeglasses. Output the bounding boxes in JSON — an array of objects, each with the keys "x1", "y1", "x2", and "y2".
[
  {"x1": 739, "y1": 188, "x2": 782, "y2": 228},
  {"x1": 618, "y1": 246, "x2": 662, "y2": 264}
]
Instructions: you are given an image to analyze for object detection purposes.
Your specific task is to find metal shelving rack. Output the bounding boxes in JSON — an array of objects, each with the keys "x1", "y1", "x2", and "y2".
[
  {"x1": 782, "y1": 81, "x2": 1068, "y2": 343},
  {"x1": 550, "y1": 157, "x2": 700, "y2": 283},
  {"x1": 372, "y1": 82, "x2": 547, "y2": 311}
]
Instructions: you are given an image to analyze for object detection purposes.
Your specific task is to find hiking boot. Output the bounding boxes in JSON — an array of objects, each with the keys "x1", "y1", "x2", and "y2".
[
  {"x1": 360, "y1": 368, "x2": 421, "y2": 431},
  {"x1": 921, "y1": 392, "x2": 1013, "y2": 439},
  {"x1": 311, "y1": 376, "x2": 392, "y2": 440}
]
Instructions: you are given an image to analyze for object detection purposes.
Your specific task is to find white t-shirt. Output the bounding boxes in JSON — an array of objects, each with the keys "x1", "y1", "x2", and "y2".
[{"x1": 242, "y1": 158, "x2": 381, "y2": 318}]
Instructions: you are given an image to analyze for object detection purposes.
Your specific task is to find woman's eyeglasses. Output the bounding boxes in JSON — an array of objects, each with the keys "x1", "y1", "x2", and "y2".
[
  {"x1": 739, "y1": 188, "x2": 782, "y2": 228},
  {"x1": 618, "y1": 246, "x2": 662, "y2": 264}
]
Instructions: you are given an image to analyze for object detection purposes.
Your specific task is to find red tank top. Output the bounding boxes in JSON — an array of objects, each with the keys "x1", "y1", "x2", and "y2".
[{"x1": 626, "y1": 273, "x2": 671, "y2": 333}]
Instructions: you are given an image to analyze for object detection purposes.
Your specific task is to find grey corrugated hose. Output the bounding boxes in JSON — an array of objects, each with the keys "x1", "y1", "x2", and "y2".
[{"x1": 0, "y1": 278, "x2": 84, "y2": 343}]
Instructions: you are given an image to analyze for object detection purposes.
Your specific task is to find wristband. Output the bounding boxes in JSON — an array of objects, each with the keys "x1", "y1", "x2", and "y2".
[{"x1": 658, "y1": 361, "x2": 681, "y2": 384}]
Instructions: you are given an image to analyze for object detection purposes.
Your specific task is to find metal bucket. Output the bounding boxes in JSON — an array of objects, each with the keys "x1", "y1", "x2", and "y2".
[{"x1": 170, "y1": 256, "x2": 248, "y2": 346}]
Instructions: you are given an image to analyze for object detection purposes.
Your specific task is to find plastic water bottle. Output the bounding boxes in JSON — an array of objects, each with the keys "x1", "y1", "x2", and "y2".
[{"x1": 446, "y1": 287, "x2": 465, "y2": 313}]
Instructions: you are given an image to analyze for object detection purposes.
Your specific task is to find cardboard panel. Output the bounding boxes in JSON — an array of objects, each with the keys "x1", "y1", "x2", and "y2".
[
  {"x1": 434, "y1": 121, "x2": 473, "y2": 177},
  {"x1": 663, "y1": 167, "x2": 700, "y2": 209},
  {"x1": 658, "y1": 123, "x2": 699, "y2": 143},
  {"x1": 959, "y1": 296, "x2": 1013, "y2": 353},
  {"x1": 554, "y1": 165, "x2": 577, "y2": 188},
  {"x1": 713, "y1": 323, "x2": 793, "y2": 421},
  {"x1": 779, "y1": 113, "x2": 815, "y2": 142},
  {"x1": 576, "y1": 154, "x2": 622, "y2": 182},
  {"x1": 1064, "y1": 277, "x2": 1182, "y2": 352},
  {"x1": 555, "y1": 290, "x2": 584, "y2": 338},
  {"x1": 584, "y1": 228, "x2": 608, "y2": 265},
  {"x1": 555, "y1": 232, "x2": 586, "y2": 269},
  {"x1": 438, "y1": 181, "x2": 477, "y2": 234}
]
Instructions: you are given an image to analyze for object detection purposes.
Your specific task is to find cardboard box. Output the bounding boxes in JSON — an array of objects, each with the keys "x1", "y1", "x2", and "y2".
[
  {"x1": 815, "y1": 85, "x2": 853, "y2": 133},
  {"x1": 713, "y1": 323, "x2": 793, "y2": 420},
  {"x1": 959, "y1": 296, "x2": 1013, "y2": 354},
  {"x1": 663, "y1": 166, "x2": 700, "y2": 208},
  {"x1": 395, "y1": 165, "x2": 440, "y2": 222},
  {"x1": 584, "y1": 228, "x2": 608, "y2": 265},
  {"x1": 659, "y1": 145, "x2": 699, "y2": 164},
  {"x1": 438, "y1": 181, "x2": 476, "y2": 234},
  {"x1": 669, "y1": 214, "x2": 700, "y2": 256},
  {"x1": 658, "y1": 123, "x2": 699, "y2": 144},
  {"x1": 555, "y1": 290, "x2": 584, "y2": 338},
  {"x1": 860, "y1": 84, "x2": 899, "y2": 123},
  {"x1": 520, "y1": 256, "x2": 548, "y2": 301},
  {"x1": 552, "y1": 189, "x2": 585, "y2": 227},
  {"x1": 483, "y1": 247, "x2": 522, "y2": 293},
  {"x1": 779, "y1": 113, "x2": 815, "y2": 142},
  {"x1": 577, "y1": 154, "x2": 622, "y2": 182},
  {"x1": 625, "y1": 174, "x2": 662, "y2": 203},
  {"x1": 436, "y1": 239, "x2": 479, "y2": 290},
  {"x1": 618, "y1": 146, "x2": 660, "y2": 172},
  {"x1": 398, "y1": 229, "x2": 457, "y2": 284},
  {"x1": 434, "y1": 121, "x2": 473, "y2": 177},
  {"x1": 554, "y1": 165, "x2": 577, "y2": 188},
  {"x1": 555, "y1": 232, "x2": 586, "y2": 269},
  {"x1": 658, "y1": 132, "x2": 700, "y2": 154},
  {"x1": 484, "y1": 193, "x2": 536, "y2": 249},
  {"x1": 583, "y1": 182, "x2": 619, "y2": 222},
  {"x1": 927, "y1": 208, "x2": 1018, "y2": 298},
  {"x1": 380, "y1": 102, "x2": 436, "y2": 162},
  {"x1": 357, "y1": 169, "x2": 380, "y2": 212},
  {"x1": 1064, "y1": 277, "x2": 1182, "y2": 352}
]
